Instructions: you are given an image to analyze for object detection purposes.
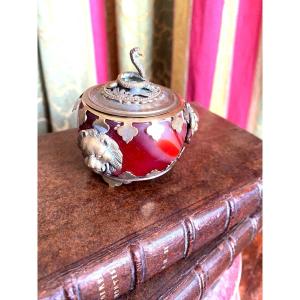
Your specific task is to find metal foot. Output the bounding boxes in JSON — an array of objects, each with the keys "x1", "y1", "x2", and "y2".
[{"x1": 102, "y1": 176, "x2": 123, "y2": 187}]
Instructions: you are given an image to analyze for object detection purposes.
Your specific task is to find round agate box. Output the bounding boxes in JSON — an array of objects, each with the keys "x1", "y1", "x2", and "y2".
[{"x1": 74, "y1": 47, "x2": 199, "y2": 186}]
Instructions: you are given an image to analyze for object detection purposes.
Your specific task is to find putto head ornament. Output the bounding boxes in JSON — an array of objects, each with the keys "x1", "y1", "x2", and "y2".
[{"x1": 74, "y1": 47, "x2": 199, "y2": 186}]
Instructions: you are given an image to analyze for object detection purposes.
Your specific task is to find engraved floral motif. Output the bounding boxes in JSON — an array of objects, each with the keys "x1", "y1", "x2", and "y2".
[
  {"x1": 116, "y1": 122, "x2": 138, "y2": 143},
  {"x1": 145, "y1": 169, "x2": 161, "y2": 177},
  {"x1": 102, "y1": 176, "x2": 123, "y2": 187},
  {"x1": 72, "y1": 97, "x2": 81, "y2": 112},
  {"x1": 118, "y1": 171, "x2": 138, "y2": 180},
  {"x1": 146, "y1": 122, "x2": 165, "y2": 141},
  {"x1": 92, "y1": 118, "x2": 110, "y2": 134},
  {"x1": 171, "y1": 113, "x2": 184, "y2": 133},
  {"x1": 78, "y1": 129, "x2": 123, "y2": 175},
  {"x1": 77, "y1": 107, "x2": 87, "y2": 126},
  {"x1": 117, "y1": 166, "x2": 171, "y2": 181}
]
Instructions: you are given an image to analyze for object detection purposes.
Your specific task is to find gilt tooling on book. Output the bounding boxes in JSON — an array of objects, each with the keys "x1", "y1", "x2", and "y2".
[{"x1": 38, "y1": 105, "x2": 262, "y2": 300}]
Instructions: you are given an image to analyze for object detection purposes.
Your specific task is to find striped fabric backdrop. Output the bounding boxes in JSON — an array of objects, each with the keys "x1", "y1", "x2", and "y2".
[{"x1": 38, "y1": 0, "x2": 262, "y2": 138}]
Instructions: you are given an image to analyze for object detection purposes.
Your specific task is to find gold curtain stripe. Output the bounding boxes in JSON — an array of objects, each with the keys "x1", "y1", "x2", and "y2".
[
  {"x1": 115, "y1": 0, "x2": 154, "y2": 79},
  {"x1": 171, "y1": 0, "x2": 193, "y2": 97},
  {"x1": 209, "y1": 0, "x2": 240, "y2": 118},
  {"x1": 151, "y1": 0, "x2": 174, "y2": 87},
  {"x1": 105, "y1": 0, "x2": 119, "y2": 80}
]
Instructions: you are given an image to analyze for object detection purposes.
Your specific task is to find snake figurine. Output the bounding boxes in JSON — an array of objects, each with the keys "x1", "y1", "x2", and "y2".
[
  {"x1": 101, "y1": 47, "x2": 161, "y2": 104},
  {"x1": 117, "y1": 47, "x2": 146, "y2": 89}
]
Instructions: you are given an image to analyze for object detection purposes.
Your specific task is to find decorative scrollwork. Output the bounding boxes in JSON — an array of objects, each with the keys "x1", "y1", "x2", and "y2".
[
  {"x1": 115, "y1": 122, "x2": 138, "y2": 144},
  {"x1": 183, "y1": 103, "x2": 199, "y2": 143},
  {"x1": 92, "y1": 118, "x2": 110, "y2": 134},
  {"x1": 78, "y1": 129, "x2": 123, "y2": 175},
  {"x1": 100, "y1": 47, "x2": 161, "y2": 104},
  {"x1": 78, "y1": 107, "x2": 87, "y2": 126},
  {"x1": 171, "y1": 113, "x2": 184, "y2": 133}
]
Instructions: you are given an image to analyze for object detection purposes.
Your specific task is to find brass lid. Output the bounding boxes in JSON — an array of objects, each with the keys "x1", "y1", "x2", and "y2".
[{"x1": 83, "y1": 47, "x2": 184, "y2": 118}]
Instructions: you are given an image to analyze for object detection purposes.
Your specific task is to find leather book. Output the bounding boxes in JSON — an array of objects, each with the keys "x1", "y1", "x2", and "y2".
[
  {"x1": 38, "y1": 106, "x2": 262, "y2": 299},
  {"x1": 202, "y1": 254, "x2": 242, "y2": 300},
  {"x1": 128, "y1": 254, "x2": 243, "y2": 300},
  {"x1": 122, "y1": 211, "x2": 261, "y2": 300}
]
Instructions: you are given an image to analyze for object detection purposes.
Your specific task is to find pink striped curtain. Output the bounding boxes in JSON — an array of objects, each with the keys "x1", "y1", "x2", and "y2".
[
  {"x1": 38, "y1": 0, "x2": 262, "y2": 137},
  {"x1": 89, "y1": 0, "x2": 108, "y2": 84},
  {"x1": 187, "y1": 0, "x2": 224, "y2": 110},
  {"x1": 227, "y1": 0, "x2": 262, "y2": 128},
  {"x1": 187, "y1": 0, "x2": 262, "y2": 131}
]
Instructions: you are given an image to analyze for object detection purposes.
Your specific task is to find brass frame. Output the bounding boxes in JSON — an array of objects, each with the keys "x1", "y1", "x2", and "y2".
[
  {"x1": 81, "y1": 92, "x2": 185, "y2": 123},
  {"x1": 102, "y1": 162, "x2": 176, "y2": 187}
]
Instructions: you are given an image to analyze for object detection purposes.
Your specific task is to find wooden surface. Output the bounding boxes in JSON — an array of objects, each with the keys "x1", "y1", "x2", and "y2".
[
  {"x1": 240, "y1": 232, "x2": 262, "y2": 300},
  {"x1": 38, "y1": 106, "x2": 262, "y2": 299}
]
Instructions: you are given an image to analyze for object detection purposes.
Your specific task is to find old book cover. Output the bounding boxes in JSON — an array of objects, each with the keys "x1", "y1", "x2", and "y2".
[
  {"x1": 38, "y1": 106, "x2": 262, "y2": 299},
  {"x1": 122, "y1": 211, "x2": 261, "y2": 300}
]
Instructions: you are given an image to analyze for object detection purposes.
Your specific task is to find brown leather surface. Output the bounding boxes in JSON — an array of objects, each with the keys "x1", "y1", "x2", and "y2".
[
  {"x1": 122, "y1": 212, "x2": 261, "y2": 300},
  {"x1": 240, "y1": 232, "x2": 262, "y2": 300},
  {"x1": 38, "y1": 106, "x2": 262, "y2": 290}
]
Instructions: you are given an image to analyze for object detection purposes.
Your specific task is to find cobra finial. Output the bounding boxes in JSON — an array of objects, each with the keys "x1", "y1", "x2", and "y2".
[
  {"x1": 100, "y1": 46, "x2": 161, "y2": 104},
  {"x1": 129, "y1": 47, "x2": 146, "y2": 78}
]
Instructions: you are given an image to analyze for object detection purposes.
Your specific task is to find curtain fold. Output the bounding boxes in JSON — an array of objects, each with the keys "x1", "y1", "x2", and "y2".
[
  {"x1": 37, "y1": 60, "x2": 50, "y2": 134},
  {"x1": 38, "y1": 0, "x2": 262, "y2": 137},
  {"x1": 171, "y1": 0, "x2": 193, "y2": 96},
  {"x1": 226, "y1": 0, "x2": 262, "y2": 129},
  {"x1": 38, "y1": 0, "x2": 96, "y2": 131},
  {"x1": 151, "y1": 0, "x2": 174, "y2": 87},
  {"x1": 115, "y1": 0, "x2": 154, "y2": 79},
  {"x1": 247, "y1": 32, "x2": 262, "y2": 137},
  {"x1": 89, "y1": 0, "x2": 109, "y2": 84},
  {"x1": 209, "y1": 0, "x2": 240, "y2": 118},
  {"x1": 186, "y1": 0, "x2": 225, "y2": 109},
  {"x1": 104, "y1": 0, "x2": 119, "y2": 80}
]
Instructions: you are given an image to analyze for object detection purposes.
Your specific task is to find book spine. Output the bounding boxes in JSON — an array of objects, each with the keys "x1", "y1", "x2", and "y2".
[
  {"x1": 158, "y1": 211, "x2": 262, "y2": 300},
  {"x1": 39, "y1": 180, "x2": 262, "y2": 300}
]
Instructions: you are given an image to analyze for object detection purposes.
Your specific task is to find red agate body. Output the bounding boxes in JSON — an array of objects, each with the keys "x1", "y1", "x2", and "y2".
[{"x1": 75, "y1": 47, "x2": 198, "y2": 186}]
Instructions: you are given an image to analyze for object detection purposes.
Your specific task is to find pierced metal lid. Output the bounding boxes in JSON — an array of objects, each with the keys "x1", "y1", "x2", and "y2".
[{"x1": 83, "y1": 47, "x2": 184, "y2": 118}]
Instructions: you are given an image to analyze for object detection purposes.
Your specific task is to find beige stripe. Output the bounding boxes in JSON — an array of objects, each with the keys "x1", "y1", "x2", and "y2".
[
  {"x1": 115, "y1": 0, "x2": 154, "y2": 78},
  {"x1": 209, "y1": 0, "x2": 240, "y2": 118},
  {"x1": 38, "y1": 0, "x2": 96, "y2": 131},
  {"x1": 171, "y1": 0, "x2": 193, "y2": 97},
  {"x1": 247, "y1": 33, "x2": 262, "y2": 137}
]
